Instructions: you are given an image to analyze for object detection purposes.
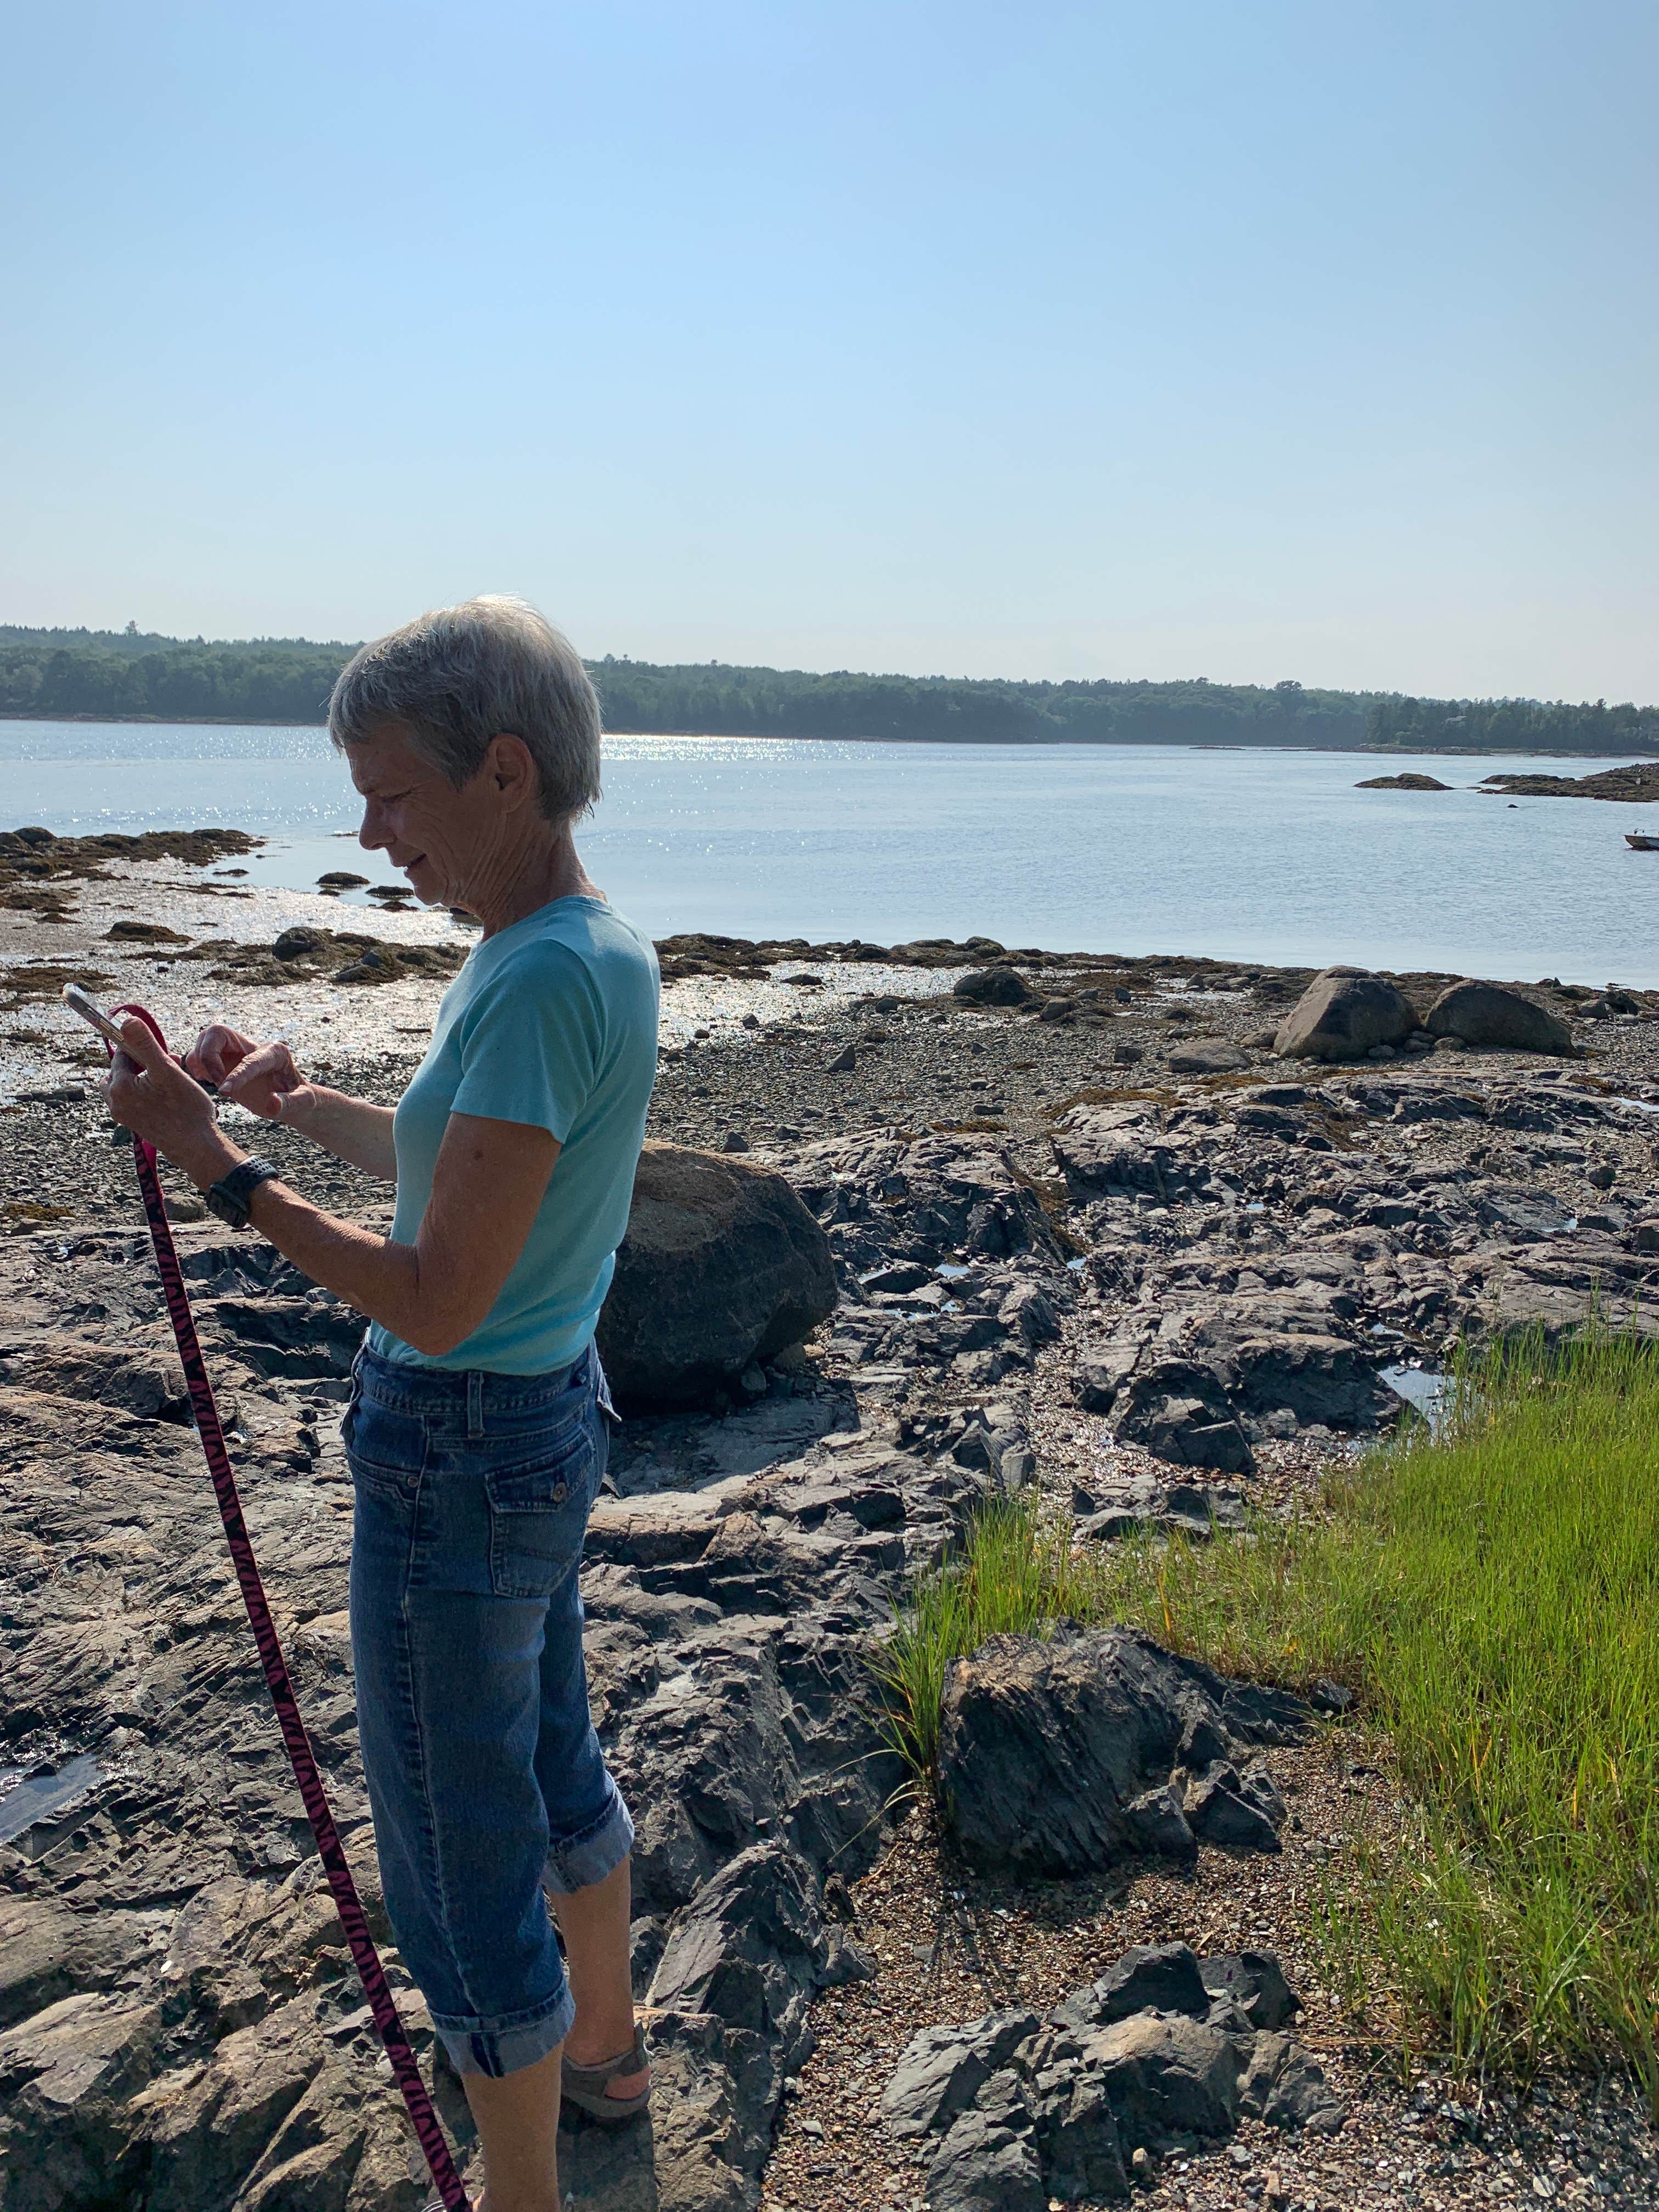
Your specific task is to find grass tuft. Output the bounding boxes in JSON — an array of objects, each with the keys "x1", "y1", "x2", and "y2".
[{"x1": 872, "y1": 1329, "x2": 1659, "y2": 2097}]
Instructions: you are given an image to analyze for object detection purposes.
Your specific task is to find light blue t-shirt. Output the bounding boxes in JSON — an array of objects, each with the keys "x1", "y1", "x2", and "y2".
[{"x1": 368, "y1": 896, "x2": 659, "y2": 1375}]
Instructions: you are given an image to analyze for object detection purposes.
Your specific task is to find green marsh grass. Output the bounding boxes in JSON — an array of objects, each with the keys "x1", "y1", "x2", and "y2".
[{"x1": 872, "y1": 1330, "x2": 1659, "y2": 2095}]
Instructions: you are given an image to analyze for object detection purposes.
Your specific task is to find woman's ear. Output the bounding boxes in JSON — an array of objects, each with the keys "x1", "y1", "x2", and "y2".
[{"x1": 488, "y1": 732, "x2": 539, "y2": 810}]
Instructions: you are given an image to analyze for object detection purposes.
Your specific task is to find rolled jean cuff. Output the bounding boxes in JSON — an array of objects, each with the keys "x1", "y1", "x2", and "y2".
[
  {"x1": 433, "y1": 1983, "x2": 577, "y2": 2080},
  {"x1": 543, "y1": 1781, "x2": 635, "y2": 1896}
]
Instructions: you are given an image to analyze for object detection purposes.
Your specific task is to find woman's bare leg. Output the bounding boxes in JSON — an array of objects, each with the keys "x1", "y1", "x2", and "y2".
[
  {"x1": 460, "y1": 1856, "x2": 645, "y2": 2207},
  {"x1": 460, "y1": 2041, "x2": 563, "y2": 2212},
  {"x1": 549, "y1": 1855, "x2": 650, "y2": 2097}
]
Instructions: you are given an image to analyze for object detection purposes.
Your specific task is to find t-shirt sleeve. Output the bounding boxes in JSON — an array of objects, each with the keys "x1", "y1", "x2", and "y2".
[{"x1": 449, "y1": 940, "x2": 600, "y2": 1143}]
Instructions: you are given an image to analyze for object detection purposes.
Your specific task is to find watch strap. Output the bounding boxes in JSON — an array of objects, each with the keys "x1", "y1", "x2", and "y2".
[{"x1": 207, "y1": 1156, "x2": 280, "y2": 1229}]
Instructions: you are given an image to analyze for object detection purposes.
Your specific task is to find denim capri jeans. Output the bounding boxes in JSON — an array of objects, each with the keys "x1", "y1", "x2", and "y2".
[{"x1": 343, "y1": 1336, "x2": 634, "y2": 2079}]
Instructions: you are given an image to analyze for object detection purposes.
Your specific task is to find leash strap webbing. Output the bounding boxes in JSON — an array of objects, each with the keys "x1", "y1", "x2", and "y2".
[{"x1": 114, "y1": 1005, "x2": 470, "y2": 2211}]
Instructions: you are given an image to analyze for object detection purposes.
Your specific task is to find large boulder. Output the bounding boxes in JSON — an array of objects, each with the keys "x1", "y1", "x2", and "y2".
[
  {"x1": 1424, "y1": 979, "x2": 1573, "y2": 1056},
  {"x1": 953, "y1": 967, "x2": 1036, "y2": 1007},
  {"x1": 597, "y1": 1146, "x2": 838, "y2": 1411},
  {"x1": 1274, "y1": 967, "x2": 1416, "y2": 1062}
]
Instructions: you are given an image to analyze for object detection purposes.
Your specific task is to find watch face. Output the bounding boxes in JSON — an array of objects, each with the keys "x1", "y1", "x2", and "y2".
[{"x1": 206, "y1": 1186, "x2": 245, "y2": 1228}]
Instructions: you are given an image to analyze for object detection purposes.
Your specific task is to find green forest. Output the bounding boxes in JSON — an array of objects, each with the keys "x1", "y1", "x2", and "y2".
[{"x1": 2, "y1": 623, "x2": 1653, "y2": 754}]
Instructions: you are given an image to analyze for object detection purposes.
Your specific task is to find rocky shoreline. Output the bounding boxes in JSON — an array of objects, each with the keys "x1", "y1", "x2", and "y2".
[{"x1": 4, "y1": 849, "x2": 1659, "y2": 2212}]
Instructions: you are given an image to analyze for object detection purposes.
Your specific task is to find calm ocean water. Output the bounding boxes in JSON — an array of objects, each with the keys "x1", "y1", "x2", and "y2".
[{"x1": 2, "y1": 722, "x2": 1655, "y2": 986}]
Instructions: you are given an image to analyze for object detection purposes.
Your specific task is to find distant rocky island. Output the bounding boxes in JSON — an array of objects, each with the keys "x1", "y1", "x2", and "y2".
[
  {"x1": 1479, "y1": 760, "x2": 1659, "y2": 803},
  {"x1": 2, "y1": 623, "x2": 1656, "y2": 755}
]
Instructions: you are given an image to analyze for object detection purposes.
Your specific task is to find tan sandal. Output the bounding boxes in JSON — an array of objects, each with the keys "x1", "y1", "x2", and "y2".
[{"x1": 560, "y1": 2023, "x2": 651, "y2": 2122}]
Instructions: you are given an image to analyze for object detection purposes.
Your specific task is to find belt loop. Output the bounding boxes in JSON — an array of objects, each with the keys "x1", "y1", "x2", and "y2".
[{"x1": 466, "y1": 1370, "x2": 484, "y2": 1439}]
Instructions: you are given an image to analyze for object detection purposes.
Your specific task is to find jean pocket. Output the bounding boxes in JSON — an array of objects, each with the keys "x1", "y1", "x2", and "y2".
[
  {"x1": 343, "y1": 1398, "x2": 428, "y2": 1500},
  {"x1": 482, "y1": 1423, "x2": 595, "y2": 1599}
]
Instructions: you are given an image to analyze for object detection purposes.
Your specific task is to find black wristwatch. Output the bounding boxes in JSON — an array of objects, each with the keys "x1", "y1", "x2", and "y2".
[{"x1": 206, "y1": 1156, "x2": 280, "y2": 1230}]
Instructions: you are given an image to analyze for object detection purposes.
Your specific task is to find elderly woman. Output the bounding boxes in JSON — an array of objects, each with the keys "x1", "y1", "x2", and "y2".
[{"x1": 106, "y1": 597, "x2": 657, "y2": 2212}]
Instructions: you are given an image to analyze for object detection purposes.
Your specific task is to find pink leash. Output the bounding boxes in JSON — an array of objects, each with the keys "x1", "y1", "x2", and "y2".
[{"x1": 110, "y1": 1005, "x2": 471, "y2": 2211}]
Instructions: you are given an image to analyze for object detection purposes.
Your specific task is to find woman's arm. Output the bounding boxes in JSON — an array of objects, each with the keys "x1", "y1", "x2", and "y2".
[
  {"x1": 109, "y1": 1021, "x2": 556, "y2": 1357},
  {"x1": 270, "y1": 1082, "x2": 398, "y2": 1180},
  {"x1": 187, "y1": 1026, "x2": 397, "y2": 1180}
]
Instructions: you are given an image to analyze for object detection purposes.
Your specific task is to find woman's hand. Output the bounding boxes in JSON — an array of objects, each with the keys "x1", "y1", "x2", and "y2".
[
  {"x1": 105, "y1": 1020, "x2": 241, "y2": 1189},
  {"x1": 186, "y1": 1026, "x2": 318, "y2": 1125}
]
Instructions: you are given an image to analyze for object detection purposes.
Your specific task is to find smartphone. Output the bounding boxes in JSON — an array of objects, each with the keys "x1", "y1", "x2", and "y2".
[
  {"x1": 63, "y1": 984, "x2": 132, "y2": 1047},
  {"x1": 66, "y1": 984, "x2": 218, "y2": 1098}
]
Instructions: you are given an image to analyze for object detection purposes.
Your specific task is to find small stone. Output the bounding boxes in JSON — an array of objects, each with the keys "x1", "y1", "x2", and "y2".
[
  {"x1": 1131, "y1": 2145, "x2": 1153, "y2": 2179},
  {"x1": 741, "y1": 1012, "x2": 760, "y2": 1029},
  {"x1": 825, "y1": 1044, "x2": 857, "y2": 1073},
  {"x1": 720, "y1": 1130, "x2": 750, "y2": 1152},
  {"x1": 1113, "y1": 1043, "x2": 1144, "y2": 1065},
  {"x1": 1366, "y1": 1042, "x2": 1397, "y2": 1059}
]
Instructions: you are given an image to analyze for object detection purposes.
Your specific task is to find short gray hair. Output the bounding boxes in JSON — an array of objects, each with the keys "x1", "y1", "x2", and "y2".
[{"x1": 328, "y1": 595, "x2": 602, "y2": 823}]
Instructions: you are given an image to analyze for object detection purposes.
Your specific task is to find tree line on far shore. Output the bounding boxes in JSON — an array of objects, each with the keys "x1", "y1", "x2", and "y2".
[{"x1": 1, "y1": 624, "x2": 1653, "y2": 755}]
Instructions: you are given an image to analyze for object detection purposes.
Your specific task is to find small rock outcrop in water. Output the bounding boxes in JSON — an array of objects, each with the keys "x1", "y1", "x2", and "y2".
[
  {"x1": 879, "y1": 1940, "x2": 1343, "y2": 2207},
  {"x1": 1355, "y1": 772, "x2": 1450, "y2": 791},
  {"x1": 1424, "y1": 978, "x2": 1573, "y2": 1056},
  {"x1": 936, "y1": 1628, "x2": 1304, "y2": 1875},
  {"x1": 596, "y1": 1144, "x2": 839, "y2": 1411},
  {"x1": 1273, "y1": 967, "x2": 1417, "y2": 1062}
]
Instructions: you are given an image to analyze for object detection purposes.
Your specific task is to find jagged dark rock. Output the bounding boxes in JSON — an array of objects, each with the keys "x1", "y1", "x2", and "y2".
[
  {"x1": 881, "y1": 1944, "x2": 1343, "y2": 2207},
  {"x1": 936, "y1": 1628, "x2": 1304, "y2": 1876},
  {"x1": 1198, "y1": 1949, "x2": 1300, "y2": 2029}
]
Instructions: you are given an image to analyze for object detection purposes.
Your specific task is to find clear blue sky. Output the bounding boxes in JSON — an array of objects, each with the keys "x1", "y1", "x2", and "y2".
[{"x1": 3, "y1": 1, "x2": 1654, "y2": 699}]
